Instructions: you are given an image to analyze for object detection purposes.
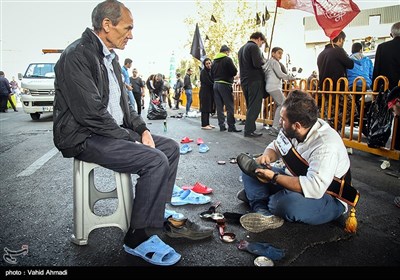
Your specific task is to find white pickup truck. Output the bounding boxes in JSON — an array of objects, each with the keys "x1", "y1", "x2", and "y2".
[{"x1": 18, "y1": 49, "x2": 62, "y2": 120}]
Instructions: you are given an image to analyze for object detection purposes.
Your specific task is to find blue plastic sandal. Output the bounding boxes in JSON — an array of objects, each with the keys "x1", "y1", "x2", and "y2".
[
  {"x1": 198, "y1": 143, "x2": 210, "y2": 153},
  {"x1": 172, "y1": 184, "x2": 184, "y2": 197},
  {"x1": 180, "y1": 144, "x2": 192, "y2": 154},
  {"x1": 123, "y1": 235, "x2": 181, "y2": 266},
  {"x1": 170, "y1": 189, "x2": 211, "y2": 206},
  {"x1": 164, "y1": 209, "x2": 185, "y2": 220}
]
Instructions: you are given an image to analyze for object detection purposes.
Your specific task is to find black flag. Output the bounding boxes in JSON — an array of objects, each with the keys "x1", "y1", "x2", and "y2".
[
  {"x1": 265, "y1": 6, "x2": 270, "y2": 21},
  {"x1": 256, "y1": 12, "x2": 261, "y2": 25},
  {"x1": 190, "y1": 23, "x2": 206, "y2": 62},
  {"x1": 211, "y1": 14, "x2": 217, "y2": 23}
]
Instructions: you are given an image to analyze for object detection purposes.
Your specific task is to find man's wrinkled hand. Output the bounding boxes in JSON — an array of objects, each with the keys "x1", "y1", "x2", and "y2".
[
  {"x1": 141, "y1": 130, "x2": 155, "y2": 148},
  {"x1": 255, "y1": 168, "x2": 272, "y2": 184}
]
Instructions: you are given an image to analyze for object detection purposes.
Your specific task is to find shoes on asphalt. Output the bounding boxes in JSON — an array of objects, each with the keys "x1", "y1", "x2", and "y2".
[
  {"x1": 244, "y1": 131, "x2": 263, "y2": 137},
  {"x1": 240, "y1": 213, "x2": 284, "y2": 233},
  {"x1": 220, "y1": 126, "x2": 227, "y2": 131},
  {"x1": 228, "y1": 126, "x2": 242, "y2": 132},
  {"x1": 236, "y1": 189, "x2": 249, "y2": 203},
  {"x1": 164, "y1": 217, "x2": 214, "y2": 240}
]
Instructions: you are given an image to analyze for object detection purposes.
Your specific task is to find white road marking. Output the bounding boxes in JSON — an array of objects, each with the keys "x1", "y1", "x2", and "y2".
[{"x1": 17, "y1": 147, "x2": 59, "y2": 177}]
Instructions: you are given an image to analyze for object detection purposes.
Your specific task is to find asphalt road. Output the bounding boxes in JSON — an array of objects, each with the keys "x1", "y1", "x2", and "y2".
[{"x1": 0, "y1": 105, "x2": 399, "y2": 276}]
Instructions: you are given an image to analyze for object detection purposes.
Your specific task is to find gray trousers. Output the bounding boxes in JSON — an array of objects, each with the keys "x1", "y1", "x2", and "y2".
[
  {"x1": 75, "y1": 132, "x2": 180, "y2": 229},
  {"x1": 268, "y1": 89, "x2": 285, "y2": 128}
]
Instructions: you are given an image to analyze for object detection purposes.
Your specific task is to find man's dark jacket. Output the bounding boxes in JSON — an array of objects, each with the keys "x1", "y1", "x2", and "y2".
[
  {"x1": 53, "y1": 28, "x2": 148, "y2": 158},
  {"x1": 373, "y1": 36, "x2": 400, "y2": 90},
  {"x1": 211, "y1": 53, "x2": 237, "y2": 84},
  {"x1": 317, "y1": 43, "x2": 354, "y2": 91},
  {"x1": 238, "y1": 41, "x2": 264, "y2": 86}
]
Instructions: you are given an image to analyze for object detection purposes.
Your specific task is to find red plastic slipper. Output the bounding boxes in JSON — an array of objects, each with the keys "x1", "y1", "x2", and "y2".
[
  {"x1": 182, "y1": 182, "x2": 213, "y2": 194},
  {"x1": 180, "y1": 137, "x2": 194, "y2": 144},
  {"x1": 196, "y1": 138, "x2": 204, "y2": 145}
]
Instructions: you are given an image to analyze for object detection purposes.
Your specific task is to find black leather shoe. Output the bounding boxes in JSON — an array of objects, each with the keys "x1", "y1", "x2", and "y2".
[
  {"x1": 244, "y1": 131, "x2": 263, "y2": 137},
  {"x1": 236, "y1": 153, "x2": 269, "y2": 181},
  {"x1": 220, "y1": 126, "x2": 227, "y2": 131},
  {"x1": 164, "y1": 217, "x2": 213, "y2": 240},
  {"x1": 228, "y1": 127, "x2": 242, "y2": 132}
]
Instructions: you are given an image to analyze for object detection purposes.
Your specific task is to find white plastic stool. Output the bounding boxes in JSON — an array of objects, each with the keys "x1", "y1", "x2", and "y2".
[{"x1": 71, "y1": 159, "x2": 133, "y2": 245}]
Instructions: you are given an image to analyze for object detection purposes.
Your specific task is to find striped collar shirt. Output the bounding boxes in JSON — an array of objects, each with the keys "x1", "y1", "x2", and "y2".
[{"x1": 94, "y1": 31, "x2": 124, "y2": 125}]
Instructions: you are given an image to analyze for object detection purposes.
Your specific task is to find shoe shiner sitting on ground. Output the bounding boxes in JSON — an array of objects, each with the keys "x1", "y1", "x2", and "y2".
[{"x1": 237, "y1": 90, "x2": 359, "y2": 233}]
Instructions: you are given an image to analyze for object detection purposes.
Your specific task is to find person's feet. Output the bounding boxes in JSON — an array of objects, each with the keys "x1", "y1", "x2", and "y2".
[
  {"x1": 201, "y1": 125, "x2": 213, "y2": 130},
  {"x1": 244, "y1": 131, "x2": 263, "y2": 137},
  {"x1": 228, "y1": 126, "x2": 242, "y2": 132}
]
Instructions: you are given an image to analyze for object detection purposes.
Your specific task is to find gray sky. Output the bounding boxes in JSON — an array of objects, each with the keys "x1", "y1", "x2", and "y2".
[{"x1": 0, "y1": 0, "x2": 398, "y2": 80}]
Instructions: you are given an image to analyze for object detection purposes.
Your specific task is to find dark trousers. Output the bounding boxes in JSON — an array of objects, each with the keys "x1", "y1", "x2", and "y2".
[
  {"x1": 242, "y1": 80, "x2": 264, "y2": 134},
  {"x1": 213, "y1": 83, "x2": 235, "y2": 128},
  {"x1": 0, "y1": 95, "x2": 8, "y2": 112},
  {"x1": 75, "y1": 133, "x2": 180, "y2": 229},
  {"x1": 133, "y1": 92, "x2": 142, "y2": 115},
  {"x1": 201, "y1": 112, "x2": 210, "y2": 127}
]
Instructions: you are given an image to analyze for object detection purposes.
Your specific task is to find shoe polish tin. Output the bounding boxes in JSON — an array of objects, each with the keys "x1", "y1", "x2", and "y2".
[{"x1": 254, "y1": 256, "x2": 274, "y2": 267}]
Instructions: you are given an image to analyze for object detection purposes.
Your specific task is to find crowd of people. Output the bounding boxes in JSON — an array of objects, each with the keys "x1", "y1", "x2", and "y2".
[
  {"x1": 0, "y1": 71, "x2": 19, "y2": 113},
  {"x1": 8, "y1": 0, "x2": 394, "y2": 266}
]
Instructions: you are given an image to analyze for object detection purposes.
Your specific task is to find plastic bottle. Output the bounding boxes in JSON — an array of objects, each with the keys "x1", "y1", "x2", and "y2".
[{"x1": 163, "y1": 119, "x2": 167, "y2": 132}]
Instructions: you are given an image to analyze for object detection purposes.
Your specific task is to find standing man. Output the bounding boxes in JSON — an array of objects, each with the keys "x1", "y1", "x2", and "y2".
[
  {"x1": 183, "y1": 68, "x2": 193, "y2": 116},
  {"x1": 130, "y1": 68, "x2": 145, "y2": 115},
  {"x1": 317, "y1": 31, "x2": 354, "y2": 91},
  {"x1": 173, "y1": 72, "x2": 184, "y2": 110},
  {"x1": 373, "y1": 22, "x2": 400, "y2": 91},
  {"x1": 373, "y1": 22, "x2": 400, "y2": 151},
  {"x1": 0, "y1": 71, "x2": 12, "y2": 113},
  {"x1": 238, "y1": 32, "x2": 267, "y2": 137},
  {"x1": 211, "y1": 45, "x2": 241, "y2": 132},
  {"x1": 53, "y1": 0, "x2": 184, "y2": 266},
  {"x1": 317, "y1": 31, "x2": 354, "y2": 130},
  {"x1": 121, "y1": 58, "x2": 136, "y2": 111}
]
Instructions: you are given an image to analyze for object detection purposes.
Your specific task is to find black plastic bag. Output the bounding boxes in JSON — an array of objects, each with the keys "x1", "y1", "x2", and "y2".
[
  {"x1": 366, "y1": 88, "x2": 394, "y2": 148},
  {"x1": 147, "y1": 100, "x2": 167, "y2": 120}
]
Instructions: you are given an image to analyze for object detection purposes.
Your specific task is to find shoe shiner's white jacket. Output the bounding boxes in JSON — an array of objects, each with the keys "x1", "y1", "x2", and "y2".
[{"x1": 266, "y1": 119, "x2": 350, "y2": 211}]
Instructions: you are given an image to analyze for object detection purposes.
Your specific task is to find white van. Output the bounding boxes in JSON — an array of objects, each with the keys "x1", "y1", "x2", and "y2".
[{"x1": 18, "y1": 49, "x2": 62, "y2": 120}]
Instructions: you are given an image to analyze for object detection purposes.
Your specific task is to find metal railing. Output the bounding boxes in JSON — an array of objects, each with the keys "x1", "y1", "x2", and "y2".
[{"x1": 189, "y1": 77, "x2": 399, "y2": 160}]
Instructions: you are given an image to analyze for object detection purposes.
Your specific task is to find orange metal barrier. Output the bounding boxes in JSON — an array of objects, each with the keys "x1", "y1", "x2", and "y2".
[{"x1": 191, "y1": 77, "x2": 399, "y2": 160}]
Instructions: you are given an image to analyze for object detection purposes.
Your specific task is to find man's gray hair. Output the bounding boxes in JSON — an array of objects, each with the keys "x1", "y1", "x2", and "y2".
[
  {"x1": 391, "y1": 22, "x2": 400, "y2": 38},
  {"x1": 92, "y1": 0, "x2": 124, "y2": 32}
]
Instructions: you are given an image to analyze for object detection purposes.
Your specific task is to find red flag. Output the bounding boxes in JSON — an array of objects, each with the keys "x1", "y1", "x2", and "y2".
[{"x1": 277, "y1": 0, "x2": 360, "y2": 40}]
